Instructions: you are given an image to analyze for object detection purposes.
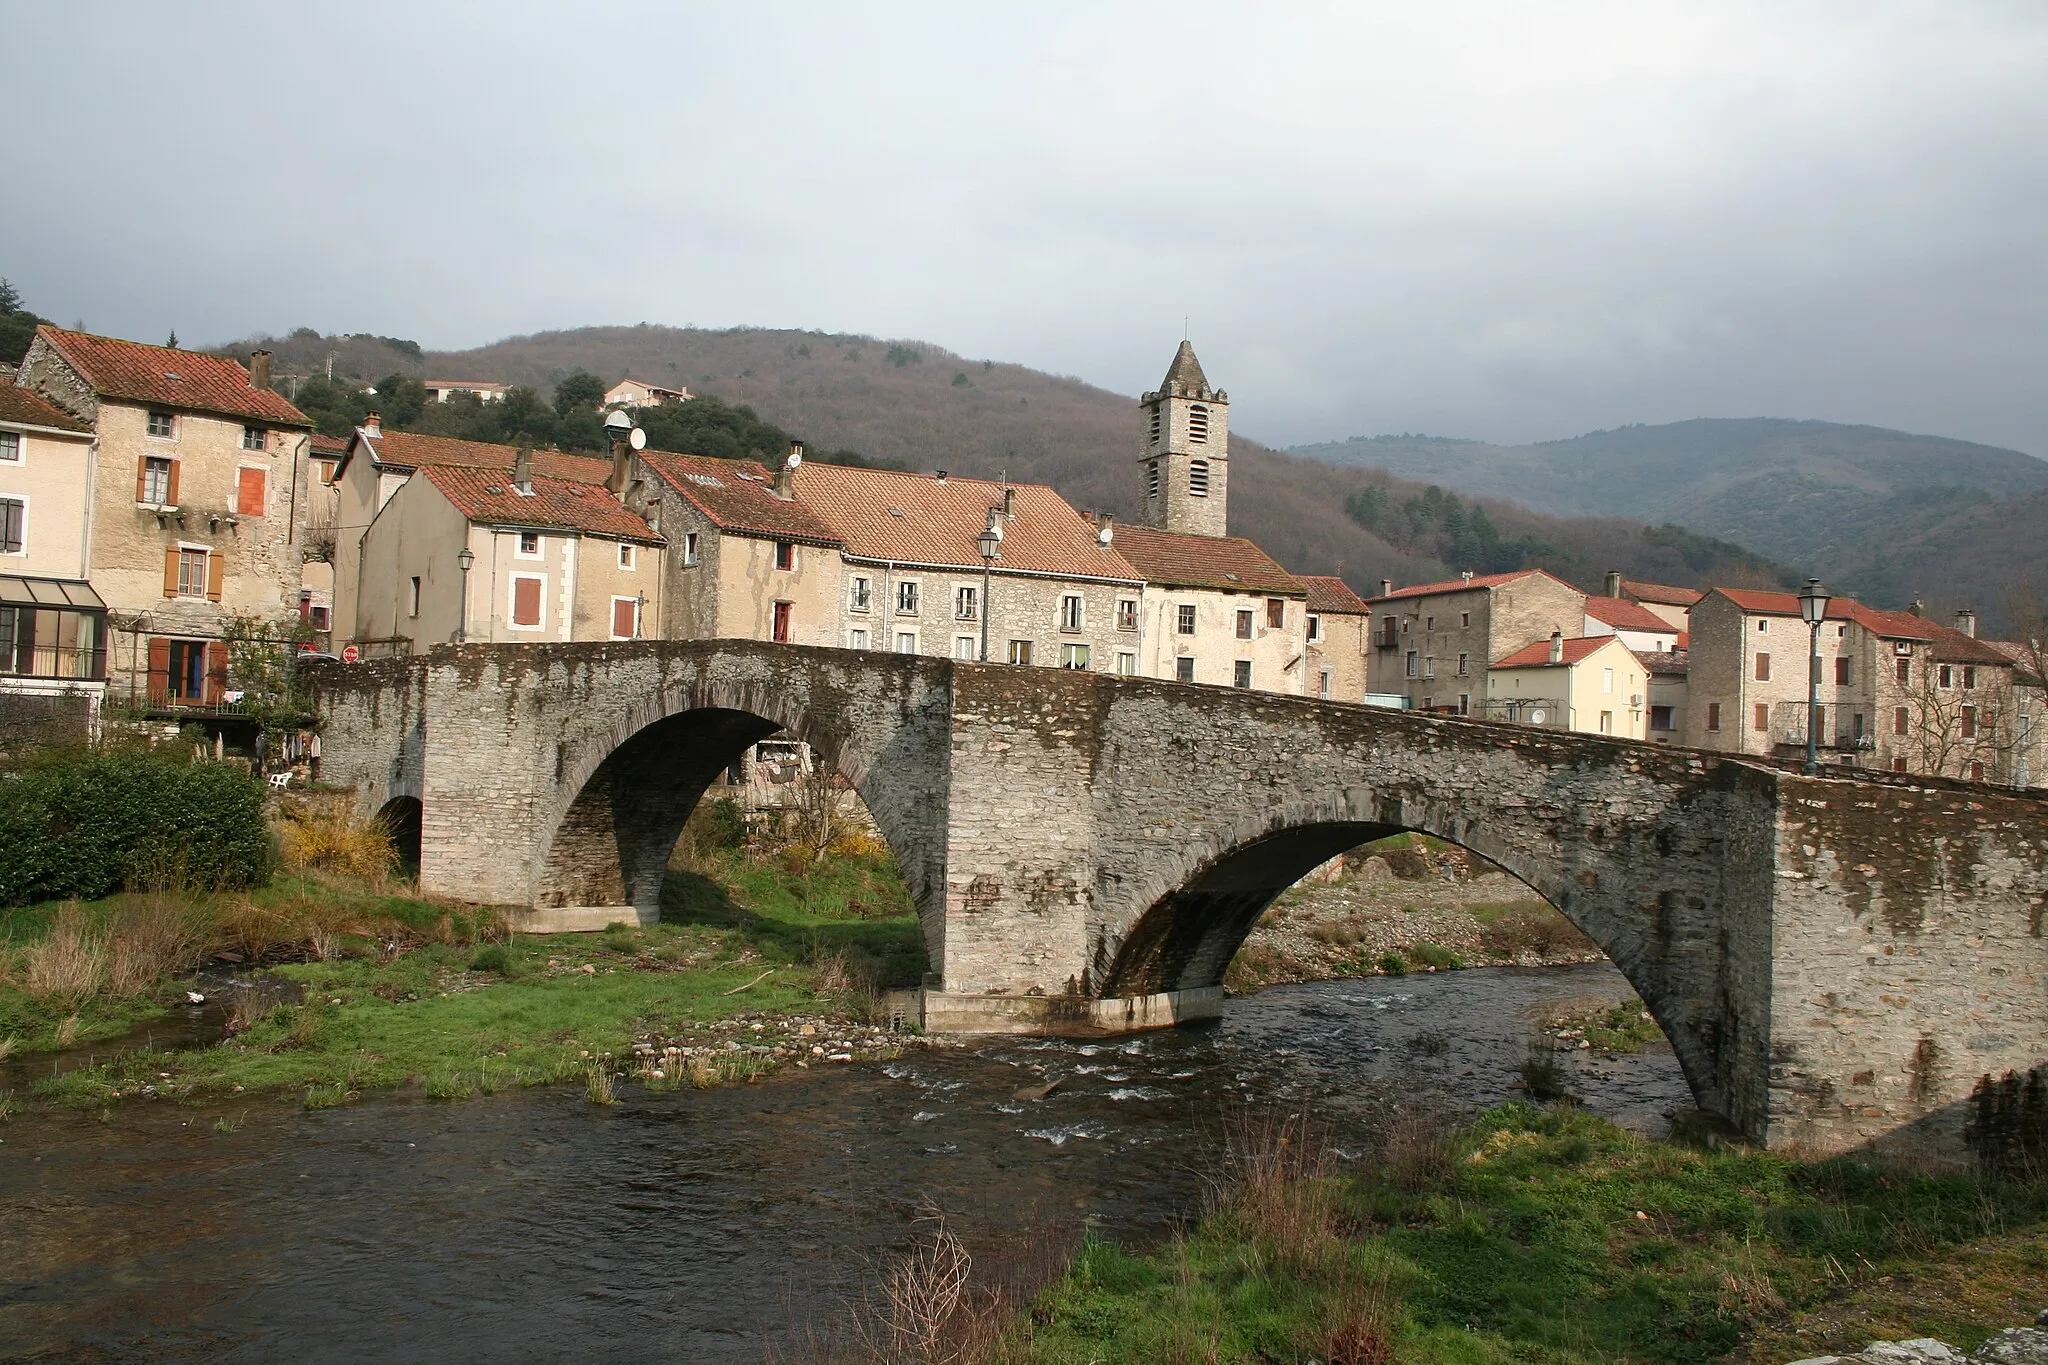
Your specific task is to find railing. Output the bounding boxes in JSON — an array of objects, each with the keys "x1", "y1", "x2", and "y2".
[{"x1": 1, "y1": 645, "x2": 107, "y2": 682}]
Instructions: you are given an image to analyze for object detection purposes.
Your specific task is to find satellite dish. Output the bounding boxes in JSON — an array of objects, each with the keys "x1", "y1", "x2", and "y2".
[
  {"x1": 628, "y1": 427, "x2": 646, "y2": 451},
  {"x1": 786, "y1": 449, "x2": 804, "y2": 469},
  {"x1": 1097, "y1": 525, "x2": 1114, "y2": 546},
  {"x1": 1530, "y1": 708, "x2": 1547, "y2": 725}
]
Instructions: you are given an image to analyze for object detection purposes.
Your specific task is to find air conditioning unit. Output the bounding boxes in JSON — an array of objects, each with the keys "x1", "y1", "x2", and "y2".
[{"x1": 1629, "y1": 694, "x2": 1642, "y2": 707}]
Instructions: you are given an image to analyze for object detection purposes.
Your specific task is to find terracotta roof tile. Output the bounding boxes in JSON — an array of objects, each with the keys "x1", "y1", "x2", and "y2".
[
  {"x1": 38, "y1": 327, "x2": 310, "y2": 426},
  {"x1": 422, "y1": 467, "x2": 661, "y2": 543},
  {"x1": 1111, "y1": 525, "x2": 1302, "y2": 595},
  {"x1": 1494, "y1": 635, "x2": 1629, "y2": 668},
  {"x1": 639, "y1": 451, "x2": 843, "y2": 546},
  {"x1": 1585, "y1": 596, "x2": 1680, "y2": 633},
  {"x1": 1985, "y1": 639, "x2": 2045, "y2": 684},
  {"x1": 310, "y1": 433, "x2": 349, "y2": 453},
  {"x1": 1712, "y1": 587, "x2": 1856, "y2": 619},
  {"x1": 1711, "y1": 588, "x2": 2012, "y2": 664},
  {"x1": 1635, "y1": 648, "x2": 1690, "y2": 677},
  {"x1": 351, "y1": 428, "x2": 610, "y2": 484},
  {"x1": 0, "y1": 386, "x2": 91, "y2": 433},
  {"x1": 790, "y1": 463, "x2": 1142, "y2": 581},
  {"x1": 1298, "y1": 574, "x2": 1369, "y2": 615},
  {"x1": 1621, "y1": 579, "x2": 1704, "y2": 607}
]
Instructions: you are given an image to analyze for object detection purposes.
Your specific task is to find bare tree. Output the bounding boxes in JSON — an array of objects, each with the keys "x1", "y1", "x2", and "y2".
[
  {"x1": 788, "y1": 739, "x2": 851, "y2": 864},
  {"x1": 1900, "y1": 649, "x2": 2014, "y2": 781}
]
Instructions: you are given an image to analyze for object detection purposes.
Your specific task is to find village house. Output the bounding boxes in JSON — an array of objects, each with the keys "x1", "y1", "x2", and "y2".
[
  {"x1": 1616, "y1": 576, "x2": 1702, "y2": 632},
  {"x1": 605, "y1": 377, "x2": 691, "y2": 409},
  {"x1": 1985, "y1": 637, "x2": 2046, "y2": 789},
  {"x1": 0, "y1": 386, "x2": 106, "y2": 715},
  {"x1": 1299, "y1": 575, "x2": 1370, "y2": 701},
  {"x1": 1638, "y1": 647, "x2": 1690, "y2": 744},
  {"x1": 420, "y1": 380, "x2": 508, "y2": 403},
  {"x1": 15, "y1": 328, "x2": 314, "y2": 706},
  {"x1": 298, "y1": 432, "x2": 348, "y2": 646},
  {"x1": 355, "y1": 447, "x2": 662, "y2": 650},
  {"x1": 1363, "y1": 568, "x2": 1588, "y2": 715},
  {"x1": 1484, "y1": 631, "x2": 1650, "y2": 739},
  {"x1": 1583, "y1": 591, "x2": 1684, "y2": 654}
]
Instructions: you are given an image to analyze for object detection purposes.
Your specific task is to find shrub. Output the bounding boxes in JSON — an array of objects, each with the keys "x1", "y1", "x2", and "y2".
[
  {"x1": 1410, "y1": 942, "x2": 1464, "y2": 971},
  {"x1": 1377, "y1": 952, "x2": 1408, "y2": 977},
  {"x1": 277, "y1": 796, "x2": 398, "y2": 882},
  {"x1": 0, "y1": 751, "x2": 271, "y2": 906},
  {"x1": 470, "y1": 944, "x2": 512, "y2": 975}
]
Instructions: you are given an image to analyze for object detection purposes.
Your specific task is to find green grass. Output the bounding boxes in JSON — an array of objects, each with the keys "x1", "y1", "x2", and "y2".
[
  {"x1": 1005, "y1": 1105, "x2": 2048, "y2": 1364},
  {"x1": 663, "y1": 847, "x2": 927, "y2": 986}
]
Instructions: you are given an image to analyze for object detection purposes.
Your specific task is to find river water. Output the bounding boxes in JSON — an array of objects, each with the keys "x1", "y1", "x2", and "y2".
[{"x1": 2, "y1": 964, "x2": 1689, "y2": 1362}]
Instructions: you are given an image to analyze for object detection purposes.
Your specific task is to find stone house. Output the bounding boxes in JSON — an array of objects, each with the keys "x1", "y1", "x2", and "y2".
[
  {"x1": 1583, "y1": 593, "x2": 1684, "y2": 653},
  {"x1": 15, "y1": 327, "x2": 314, "y2": 706},
  {"x1": 1985, "y1": 639, "x2": 2046, "y2": 789},
  {"x1": 605, "y1": 377, "x2": 691, "y2": 408},
  {"x1": 1113, "y1": 525, "x2": 1306, "y2": 690},
  {"x1": 0, "y1": 386, "x2": 107, "y2": 713},
  {"x1": 298, "y1": 432, "x2": 348, "y2": 646},
  {"x1": 789, "y1": 460, "x2": 1146, "y2": 671},
  {"x1": 628, "y1": 447, "x2": 845, "y2": 646},
  {"x1": 1484, "y1": 633, "x2": 1650, "y2": 738},
  {"x1": 355, "y1": 453, "x2": 663, "y2": 650},
  {"x1": 1618, "y1": 577, "x2": 1703, "y2": 632},
  {"x1": 1364, "y1": 569, "x2": 1589, "y2": 715},
  {"x1": 420, "y1": 380, "x2": 508, "y2": 403},
  {"x1": 1299, "y1": 575, "x2": 1370, "y2": 701}
]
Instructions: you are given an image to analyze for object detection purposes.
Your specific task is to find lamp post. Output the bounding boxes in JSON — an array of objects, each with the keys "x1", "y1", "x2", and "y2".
[
  {"x1": 976, "y1": 514, "x2": 1002, "y2": 663},
  {"x1": 456, "y1": 547, "x2": 475, "y2": 644},
  {"x1": 1798, "y1": 577, "x2": 1831, "y2": 776}
]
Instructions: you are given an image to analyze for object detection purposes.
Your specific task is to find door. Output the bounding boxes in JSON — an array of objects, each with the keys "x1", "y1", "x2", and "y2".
[{"x1": 772, "y1": 601, "x2": 792, "y2": 643}]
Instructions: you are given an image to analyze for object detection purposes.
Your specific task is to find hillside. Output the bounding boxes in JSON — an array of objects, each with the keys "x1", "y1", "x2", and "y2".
[{"x1": 215, "y1": 324, "x2": 1790, "y2": 599}]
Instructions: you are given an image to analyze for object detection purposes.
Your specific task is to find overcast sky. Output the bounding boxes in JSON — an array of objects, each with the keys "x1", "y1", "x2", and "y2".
[{"x1": 4, "y1": 2, "x2": 2045, "y2": 454}]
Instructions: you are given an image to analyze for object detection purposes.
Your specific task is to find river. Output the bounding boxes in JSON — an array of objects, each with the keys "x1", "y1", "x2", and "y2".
[{"x1": 2, "y1": 963, "x2": 1689, "y2": 1362}]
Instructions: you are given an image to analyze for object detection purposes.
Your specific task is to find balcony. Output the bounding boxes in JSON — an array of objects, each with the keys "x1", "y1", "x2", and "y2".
[{"x1": 2, "y1": 643, "x2": 107, "y2": 682}]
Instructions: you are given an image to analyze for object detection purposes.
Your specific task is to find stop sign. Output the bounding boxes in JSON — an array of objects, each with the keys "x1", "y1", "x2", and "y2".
[{"x1": 341, "y1": 644, "x2": 360, "y2": 664}]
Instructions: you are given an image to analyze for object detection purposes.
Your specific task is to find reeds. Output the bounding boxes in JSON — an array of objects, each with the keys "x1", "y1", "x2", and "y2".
[{"x1": 276, "y1": 794, "x2": 399, "y2": 882}]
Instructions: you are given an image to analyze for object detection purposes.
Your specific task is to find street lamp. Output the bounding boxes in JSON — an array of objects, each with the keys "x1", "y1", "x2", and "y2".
[
  {"x1": 1798, "y1": 577, "x2": 1831, "y2": 776},
  {"x1": 976, "y1": 513, "x2": 1003, "y2": 663},
  {"x1": 456, "y1": 546, "x2": 475, "y2": 644}
]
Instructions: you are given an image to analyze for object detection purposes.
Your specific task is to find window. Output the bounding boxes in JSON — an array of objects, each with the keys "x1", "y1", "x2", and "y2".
[
  {"x1": 1753, "y1": 702, "x2": 1769, "y2": 733},
  {"x1": 612, "y1": 597, "x2": 639, "y2": 639},
  {"x1": 954, "y1": 585, "x2": 978, "y2": 620},
  {"x1": 895, "y1": 631, "x2": 917, "y2": 654},
  {"x1": 314, "y1": 458, "x2": 336, "y2": 485},
  {"x1": 1426, "y1": 616, "x2": 1435, "y2": 630},
  {"x1": 177, "y1": 548, "x2": 209, "y2": 598},
  {"x1": 954, "y1": 636, "x2": 977, "y2": 660},
  {"x1": 1894, "y1": 706, "x2": 1909, "y2": 736},
  {"x1": 1852, "y1": 711, "x2": 1866, "y2": 740},
  {"x1": 774, "y1": 541, "x2": 795, "y2": 570},
  {"x1": 1603, "y1": 667, "x2": 1615, "y2": 694},
  {"x1": 1318, "y1": 668, "x2": 1332, "y2": 697},
  {"x1": 848, "y1": 627, "x2": 869, "y2": 649},
  {"x1": 1262, "y1": 599, "x2": 1282, "y2": 629},
  {"x1": 1650, "y1": 705, "x2": 1675, "y2": 732},
  {"x1": 896, "y1": 581, "x2": 919, "y2": 615},
  {"x1": 517, "y1": 531, "x2": 541, "y2": 557},
  {"x1": 1188, "y1": 405, "x2": 1209, "y2": 442},
  {"x1": 1756, "y1": 618, "x2": 1769, "y2": 633},
  {"x1": 1706, "y1": 702, "x2": 1721, "y2": 731},
  {"x1": 1895, "y1": 657, "x2": 1910, "y2": 685},
  {"x1": 1970, "y1": 761, "x2": 1985, "y2": 782},
  {"x1": 1149, "y1": 408, "x2": 1161, "y2": 443},
  {"x1": 684, "y1": 533, "x2": 700, "y2": 566},
  {"x1": 1405, "y1": 649, "x2": 1418, "y2": 678},
  {"x1": 309, "y1": 605, "x2": 330, "y2": 631},
  {"x1": 147, "y1": 410, "x2": 174, "y2": 438},
  {"x1": 1459, "y1": 694, "x2": 1470, "y2": 716},
  {"x1": 1146, "y1": 461, "x2": 1160, "y2": 498},
  {"x1": 1007, "y1": 639, "x2": 1033, "y2": 666},
  {"x1": 772, "y1": 601, "x2": 793, "y2": 642},
  {"x1": 241, "y1": 425, "x2": 266, "y2": 451},
  {"x1": 236, "y1": 466, "x2": 266, "y2": 517},
  {"x1": 1188, "y1": 460, "x2": 1210, "y2": 496},
  {"x1": 1835, "y1": 657, "x2": 1851, "y2": 686},
  {"x1": 1599, "y1": 711, "x2": 1613, "y2": 734},
  {"x1": 1117, "y1": 599, "x2": 1138, "y2": 632},
  {"x1": 1235, "y1": 610, "x2": 1253, "y2": 640},
  {"x1": 1423, "y1": 656, "x2": 1437, "y2": 679},
  {"x1": 0, "y1": 432, "x2": 19, "y2": 462},
  {"x1": 1233, "y1": 660, "x2": 1253, "y2": 689},
  {"x1": 1892, "y1": 757, "x2": 1909, "y2": 773},
  {"x1": 1061, "y1": 595, "x2": 1084, "y2": 632},
  {"x1": 1061, "y1": 643, "x2": 1090, "y2": 670},
  {"x1": 1939, "y1": 664, "x2": 1953, "y2": 689},
  {"x1": 408, "y1": 576, "x2": 421, "y2": 617},
  {"x1": 1460, "y1": 611, "x2": 1470, "y2": 628},
  {"x1": 1378, "y1": 618, "x2": 1398, "y2": 648},
  {"x1": 1175, "y1": 656, "x2": 1194, "y2": 682},
  {"x1": 1117, "y1": 652, "x2": 1137, "y2": 677},
  {"x1": 1961, "y1": 705, "x2": 1977, "y2": 740},
  {"x1": 1457, "y1": 653, "x2": 1469, "y2": 676},
  {"x1": 511, "y1": 575, "x2": 543, "y2": 627},
  {"x1": 849, "y1": 576, "x2": 871, "y2": 612},
  {"x1": 1306, "y1": 614, "x2": 1322, "y2": 643},
  {"x1": 1176, "y1": 604, "x2": 1196, "y2": 635},
  {"x1": 1963, "y1": 666, "x2": 1977, "y2": 688},
  {"x1": 140, "y1": 456, "x2": 174, "y2": 505},
  {"x1": 0, "y1": 498, "x2": 21, "y2": 555},
  {"x1": 1754, "y1": 652, "x2": 1771, "y2": 682},
  {"x1": 619, "y1": 543, "x2": 635, "y2": 570}
]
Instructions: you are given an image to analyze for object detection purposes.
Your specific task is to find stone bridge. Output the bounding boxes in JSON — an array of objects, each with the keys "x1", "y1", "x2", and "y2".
[{"x1": 313, "y1": 640, "x2": 2048, "y2": 1160}]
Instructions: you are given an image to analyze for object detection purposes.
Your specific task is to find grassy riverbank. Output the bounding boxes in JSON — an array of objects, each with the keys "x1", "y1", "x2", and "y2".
[{"x1": 834, "y1": 1105, "x2": 2048, "y2": 1365}]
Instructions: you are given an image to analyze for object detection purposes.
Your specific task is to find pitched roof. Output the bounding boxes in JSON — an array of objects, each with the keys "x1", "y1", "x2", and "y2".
[
  {"x1": 1711, "y1": 588, "x2": 2011, "y2": 665},
  {"x1": 639, "y1": 451, "x2": 842, "y2": 546},
  {"x1": 0, "y1": 386, "x2": 91, "y2": 434},
  {"x1": 1621, "y1": 579, "x2": 1704, "y2": 607},
  {"x1": 421, "y1": 467, "x2": 661, "y2": 543},
  {"x1": 1634, "y1": 648, "x2": 1690, "y2": 677},
  {"x1": 310, "y1": 433, "x2": 349, "y2": 454},
  {"x1": 1364, "y1": 568, "x2": 1577, "y2": 606},
  {"x1": 789, "y1": 463, "x2": 1143, "y2": 582},
  {"x1": 1157, "y1": 340, "x2": 1211, "y2": 397},
  {"x1": 1298, "y1": 574, "x2": 1370, "y2": 615},
  {"x1": 1111, "y1": 524, "x2": 1303, "y2": 595},
  {"x1": 1711, "y1": 587, "x2": 1857, "y2": 620},
  {"x1": 349, "y1": 428, "x2": 609, "y2": 483},
  {"x1": 421, "y1": 379, "x2": 508, "y2": 391},
  {"x1": 1585, "y1": 596, "x2": 1681, "y2": 633},
  {"x1": 1985, "y1": 639, "x2": 2045, "y2": 685},
  {"x1": 36, "y1": 326, "x2": 310, "y2": 426},
  {"x1": 1494, "y1": 634, "x2": 1633, "y2": 669}
]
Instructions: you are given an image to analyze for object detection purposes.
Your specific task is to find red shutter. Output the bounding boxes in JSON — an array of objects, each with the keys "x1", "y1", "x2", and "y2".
[
  {"x1": 165, "y1": 459, "x2": 180, "y2": 507},
  {"x1": 612, "y1": 598, "x2": 636, "y2": 639},
  {"x1": 136, "y1": 458, "x2": 150, "y2": 503},
  {"x1": 146, "y1": 638, "x2": 171, "y2": 705},
  {"x1": 772, "y1": 601, "x2": 793, "y2": 643},
  {"x1": 513, "y1": 577, "x2": 541, "y2": 627},
  {"x1": 163, "y1": 547, "x2": 180, "y2": 597},
  {"x1": 237, "y1": 467, "x2": 266, "y2": 517},
  {"x1": 204, "y1": 642, "x2": 230, "y2": 704},
  {"x1": 205, "y1": 551, "x2": 225, "y2": 602}
]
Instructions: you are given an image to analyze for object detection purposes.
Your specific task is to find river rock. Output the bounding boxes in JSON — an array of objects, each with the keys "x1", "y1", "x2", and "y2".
[
  {"x1": 1971, "y1": 1328, "x2": 2048, "y2": 1364},
  {"x1": 1789, "y1": 1341, "x2": 1967, "y2": 1365},
  {"x1": 1356, "y1": 856, "x2": 1395, "y2": 883}
]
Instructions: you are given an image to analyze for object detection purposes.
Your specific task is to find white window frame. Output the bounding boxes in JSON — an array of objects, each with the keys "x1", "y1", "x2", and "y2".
[
  {"x1": 140, "y1": 455, "x2": 174, "y2": 507},
  {"x1": 1306, "y1": 613, "x2": 1321, "y2": 643},
  {"x1": 0, "y1": 431, "x2": 21, "y2": 463},
  {"x1": 0, "y1": 494, "x2": 25, "y2": 556},
  {"x1": 1603, "y1": 667, "x2": 1614, "y2": 694},
  {"x1": 175, "y1": 544, "x2": 210, "y2": 598},
  {"x1": 618, "y1": 543, "x2": 636, "y2": 571},
  {"x1": 954, "y1": 635, "x2": 977, "y2": 660},
  {"x1": 1007, "y1": 639, "x2": 1034, "y2": 666},
  {"x1": 849, "y1": 576, "x2": 871, "y2": 612},
  {"x1": 1060, "y1": 642, "x2": 1090, "y2": 670},
  {"x1": 894, "y1": 630, "x2": 918, "y2": 654},
  {"x1": 515, "y1": 530, "x2": 544, "y2": 559},
  {"x1": 1318, "y1": 668, "x2": 1332, "y2": 697},
  {"x1": 508, "y1": 572, "x2": 547, "y2": 631},
  {"x1": 896, "y1": 580, "x2": 920, "y2": 615},
  {"x1": 955, "y1": 585, "x2": 978, "y2": 620},
  {"x1": 1116, "y1": 651, "x2": 1136, "y2": 676},
  {"x1": 1176, "y1": 604, "x2": 1197, "y2": 635},
  {"x1": 1116, "y1": 599, "x2": 1138, "y2": 632},
  {"x1": 848, "y1": 627, "x2": 869, "y2": 649},
  {"x1": 1060, "y1": 594, "x2": 1084, "y2": 632},
  {"x1": 683, "y1": 532, "x2": 700, "y2": 566},
  {"x1": 609, "y1": 594, "x2": 640, "y2": 640}
]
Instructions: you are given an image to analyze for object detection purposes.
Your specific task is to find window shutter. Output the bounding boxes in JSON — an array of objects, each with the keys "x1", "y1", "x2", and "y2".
[
  {"x1": 146, "y1": 638, "x2": 172, "y2": 705},
  {"x1": 163, "y1": 546, "x2": 180, "y2": 597},
  {"x1": 166, "y1": 459, "x2": 181, "y2": 507},
  {"x1": 136, "y1": 458, "x2": 150, "y2": 503},
  {"x1": 205, "y1": 551, "x2": 225, "y2": 602},
  {"x1": 238, "y1": 467, "x2": 266, "y2": 517},
  {"x1": 204, "y1": 642, "x2": 230, "y2": 704},
  {"x1": 613, "y1": 598, "x2": 635, "y2": 638}
]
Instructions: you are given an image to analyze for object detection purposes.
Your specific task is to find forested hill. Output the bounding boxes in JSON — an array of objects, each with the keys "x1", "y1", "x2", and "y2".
[{"x1": 212, "y1": 323, "x2": 1788, "y2": 600}]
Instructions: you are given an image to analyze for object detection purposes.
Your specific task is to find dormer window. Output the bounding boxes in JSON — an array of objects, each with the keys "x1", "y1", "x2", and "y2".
[
  {"x1": 1188, "y1": 460, "x2": 1210, "y2": 496},
  {"x1": 1188, "y1": 405, "x2": 1209, "y2": 443}
]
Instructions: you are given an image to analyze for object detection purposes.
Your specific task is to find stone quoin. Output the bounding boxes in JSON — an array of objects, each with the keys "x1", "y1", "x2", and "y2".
[{"x1": 313, "y1": 639, "x2": 2048, "y2": 1162}]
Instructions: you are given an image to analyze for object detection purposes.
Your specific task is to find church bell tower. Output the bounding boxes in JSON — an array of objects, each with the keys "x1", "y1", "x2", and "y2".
[{"x1": 1137, "y1": 340, "x2": 1228, "y2": 537}]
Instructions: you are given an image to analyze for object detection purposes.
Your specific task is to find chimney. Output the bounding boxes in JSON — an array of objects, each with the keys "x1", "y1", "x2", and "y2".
[
  {"x1": 1379, "y1": 578, "x2": 1393, "y2": 598},
  {"x1": 1548, "y1": 630, "x2": 1564, "y2": 665},
  {"x1": 1909, "y1": 598, "x2": 1925, "y2": 618},
  {"x1": 513, "y1": 445, "x2": 534, "y2": 496},
  {"x1": 249, "y1": 350, "x2": 273, "y2": 391},
  {"x1": 776, "y1": 440, "x2": 804, "y2": 498},
  {"x1": 1955, "y1": 607, "x2": 1977, "y2": 638},
  {"x1": 1604, "y1": 569, "x2": 1622, "y2": 598},
  {"x1": 1002, "y1": 487, "x2": 1016, "y2": 521},
  {"x1": 1095, "y1": 510, "x2": 1114, "y2": 546},
  {"x1": 608, "y1": 446, "x2": 631, "y2": 500},
  {"x1": 362, "y1": 410, "x2": 382, "y2": 438}
]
